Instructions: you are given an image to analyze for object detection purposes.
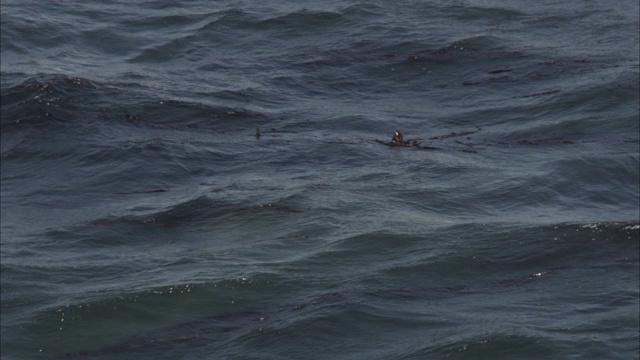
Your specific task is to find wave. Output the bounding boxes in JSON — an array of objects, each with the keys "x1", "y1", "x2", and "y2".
[
  {"x1": 0, "y1": 75, "x2": 98, "y2": 127},
  {"x1": 6, "y1": 220, "x2": 636, "y2": 359},
  {"x1": 0, "y1": 73, "x2": 268, "y2": 142}
]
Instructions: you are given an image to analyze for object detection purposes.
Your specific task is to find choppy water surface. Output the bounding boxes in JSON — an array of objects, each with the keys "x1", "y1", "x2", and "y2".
[{"x1": 1, "y1": 1, "x2": 639, "y2": 359}]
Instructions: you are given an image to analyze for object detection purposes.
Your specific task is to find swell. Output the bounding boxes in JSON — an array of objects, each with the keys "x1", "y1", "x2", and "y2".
[
  {"x1": 128, "y1": 7, "x2": 356, "y2": 63},
  {"x1": 0, "y1": 75, "x2": 97, "y2": 128},
  {"x1": 279, "y1": 221, "x2": 639, "y2": 286},
  {"x1": 0, "y1": 74, "x2": 272, "y2": 193},
  {"x1": 1, "y1": 2, "x2": 638, "y2": 359},
  {"x1": 5, "y1": 221, "x2": 636, "y2": 359},
  {"x1": 0, "y1": 74, "x2": 267, "y2": 131},
  {"x1": 42, "y1": 237, "x2": 638, "y2": 358}
]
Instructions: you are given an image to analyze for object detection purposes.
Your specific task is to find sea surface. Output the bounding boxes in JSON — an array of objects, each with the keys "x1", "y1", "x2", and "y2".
[{"x1": 1, "y1": 1, "x2": 639, "y2": 359}]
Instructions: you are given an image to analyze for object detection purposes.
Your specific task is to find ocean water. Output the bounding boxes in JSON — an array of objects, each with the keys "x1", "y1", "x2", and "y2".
[{"x1": 1, "y1": 1, "x2": 639, "y2": 359}]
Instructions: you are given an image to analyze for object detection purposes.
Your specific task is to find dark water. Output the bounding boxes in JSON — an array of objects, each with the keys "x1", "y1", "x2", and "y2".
[{"x1": 1, "y1": 1, "x2": 639, "y2": 359}]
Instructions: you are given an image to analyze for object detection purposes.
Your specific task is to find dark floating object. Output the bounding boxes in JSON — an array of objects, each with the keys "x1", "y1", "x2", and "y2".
[
  {"x1": 426, "y1": 129, "x2": 479, "y2": 140},
  {"x1": 122, "y1": 113, "x2": 140, "y2": 120},
  {"x1": 389, "y1": 130, "x2": 426, "y2": 148},
  {"x1": 514, "y1": 89, "x2": 560, "y2": 99},
  {"x1": 383, "y1": 129, "x2": 481, "y2": 150},
  {"x1": 487, "y1": 68, "x2": 512, "y2": 74},
  {"x1": 256, "y1": 126, "x2": 261, "y2": 139},
  {"x1": 114, "y1": 189, "x2": 168, "y2": 195}
]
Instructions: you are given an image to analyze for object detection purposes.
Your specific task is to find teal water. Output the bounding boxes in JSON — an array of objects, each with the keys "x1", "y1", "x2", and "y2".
[{"x1": 1, "y1": 1, "x2": 639, "y2": 359}]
